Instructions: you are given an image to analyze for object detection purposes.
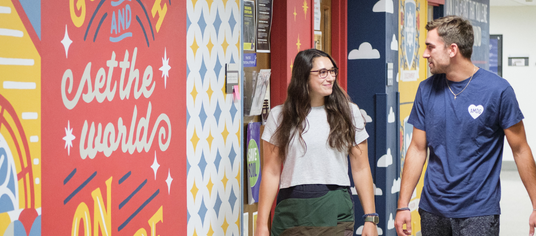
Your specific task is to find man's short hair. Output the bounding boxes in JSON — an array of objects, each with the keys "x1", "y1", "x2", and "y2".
[{"x1": 425, "y1": 15, "x2": 474, "y2": 59}]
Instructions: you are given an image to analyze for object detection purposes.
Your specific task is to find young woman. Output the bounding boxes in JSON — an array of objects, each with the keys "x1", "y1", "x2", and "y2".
[{"x1": 255, "y1": 49, "x2": 378, "y2": 236}]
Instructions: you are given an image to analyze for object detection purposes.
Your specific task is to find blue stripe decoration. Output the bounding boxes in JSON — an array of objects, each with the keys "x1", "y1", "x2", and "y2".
[
  {"x1": 119, "y1": 171, "x2": 131, "y2": 184},
  {"x1": 63, "y1": 168, "x2": 77, "y2": 185},
  {"x1": 84, "y1": 0, "x2": 106, "y2": 41},
  {"x1": 64, "y1": 171, "x2": 97, "y2": 205},
  {"x1": 110, "y1": 32, "x2": 133, "y2": 42},
  {"x1": 136, "y1": 0, "x2": 155, "y2": 41},
  {"x1": 94, "y1": 12, "x2": 108, "y2": 42},
  {"x1": 118, "y1": 189, "x2": 160, "y2": 231},
  {"x1": 119, "y1": 179, "x2": 147, "y2": 209},
  {"x1": 136, "y1": 16, "x2": 149, "y2": 47},
  {"x1": 111, "y1": 0, "x2": 126, "y2": 7}
]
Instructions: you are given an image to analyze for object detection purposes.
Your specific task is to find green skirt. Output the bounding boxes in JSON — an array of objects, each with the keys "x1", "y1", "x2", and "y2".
[{"x1": 271, "y1": 184, "x2": 355, "y2": 236}]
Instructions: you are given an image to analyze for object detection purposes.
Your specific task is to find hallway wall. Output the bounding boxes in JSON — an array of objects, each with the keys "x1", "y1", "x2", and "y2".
[
  {"x1": 186, "y1": 1, "x2": 243, "y2": 235},
  {"x1": 490, "y1": 6, "x2": 536, "y2": 162}
]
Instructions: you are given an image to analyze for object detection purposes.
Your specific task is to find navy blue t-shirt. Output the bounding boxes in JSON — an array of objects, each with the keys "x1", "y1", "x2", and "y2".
[{"x1": 408, "y1": 68, "x2": 524, "y2": 218}]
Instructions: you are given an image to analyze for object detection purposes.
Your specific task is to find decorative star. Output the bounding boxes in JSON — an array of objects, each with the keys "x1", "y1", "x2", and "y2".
[
  {"x1": 159, "y1": 48, "x2": 171, "y2": 88},
  {"x1": 63, "y1": 121, "x2": 75, "y2": 156},
  {"x1": 166, "y1": 169, "x2": 173, "y2": 194},
  {"x1": 151, "y1": 151, "x2": 160, "y2": 180},
  {"x1": 294, "y1": 7, "x2": 297, "y2": 21},
  {"x1": 302, "y1": 0, "x2": 308, "y2": 18},
  {"x1": 296, "y1": 34, "x2": 301, "y2": 51},
  {"x1": 61, "y1": 25, "x2": 73, "y2": 58}
]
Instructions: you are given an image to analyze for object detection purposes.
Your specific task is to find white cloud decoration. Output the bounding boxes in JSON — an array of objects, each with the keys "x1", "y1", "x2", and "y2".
[
  {"x1": 377, "y1": 148, "x2": 393, "y2": 168},
  {"x1": 360, "y1": 109, "x2": 373, "y2": 123},
  {"x1": 349, "y1": 42, "x2": 380, "y2": 60},
  {"x1": 391, "y1": 34, "x2": 398, "y2": 51},
  {"x1": 373, "y1": 0, "x2": 394, "y2": 14},
  {"x1": 356, "y1": 225, "x2": 384, "y2": 235},
  {"x1": 388, "y1": 213, "x2": 395, "y2": 229},
  {"x1": 388, "y1": 107, "x2": 395, "y2": 123},
  {"x1": 392, "y1": 177, "x2": 401, "y2": 194}
]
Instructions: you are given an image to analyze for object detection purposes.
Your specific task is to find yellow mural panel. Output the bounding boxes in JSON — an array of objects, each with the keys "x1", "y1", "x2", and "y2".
[
  {"x1": 398, "y1": 0, "x2": 429, "y2": 235},
  {"x1": 0, "y1": 0, "x2": 42, "y2": 232}
]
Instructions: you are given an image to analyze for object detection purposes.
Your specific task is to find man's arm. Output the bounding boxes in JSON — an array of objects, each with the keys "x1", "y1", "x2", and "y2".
[
  {"x1": 504, "y1": 121, "x2": 536, "y2": 235},
  {"x1": 395, "y1": 127, "x2": 428, "y2": 236}
]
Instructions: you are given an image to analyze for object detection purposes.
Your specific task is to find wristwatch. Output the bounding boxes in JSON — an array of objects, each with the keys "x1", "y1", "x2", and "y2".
[{"x1": 363, "y1": 213, "x2": 379, "y2": 225}]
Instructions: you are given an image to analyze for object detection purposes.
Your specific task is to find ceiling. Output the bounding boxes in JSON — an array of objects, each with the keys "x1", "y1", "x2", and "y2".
[{"x1": 491, "y1": 0, "x2": 536, "y2": 6}]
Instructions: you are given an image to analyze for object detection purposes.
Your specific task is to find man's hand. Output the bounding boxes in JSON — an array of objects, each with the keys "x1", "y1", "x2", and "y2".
[
  {"x1": 529, "y1": 210, "x2": 536, "y2": 236},
  {"x1": 395, "y1": 210, "x2": 412, "y2": 236}
]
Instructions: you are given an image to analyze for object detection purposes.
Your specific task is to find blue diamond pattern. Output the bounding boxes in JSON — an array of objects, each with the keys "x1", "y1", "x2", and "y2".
[
  {"x1": 187, "y1": 209, "x2": 191, "y2": 222},
  {"x1": 214, "y1": 150, "x2": 222, "y2": 169},
  {"x1": 187, "y1": 108, "x2": 191, "y2": 123},
  {"x1": 214, "y1": 55, "x2": 223, "y2": 77},
  {"x1": 230, "y1": 102, "x2": 238, "y2": 121},
  {"x1": 187, "y1": 157, "x2": 191, "y2": 173},
  {"x1": 214, "y1": 192, "x2": 222, "y2": 215},
  {"x1": 228, "y1": 144, "x2": 237, "y2": 166},
  {"x1": 230, "y1": 53, "x2": 236, "y2": 64},
  {"x1": 214, "y1": 11, "x2": 222, "y2": 35},
  {"x1": 214, "y1": 101, "x2": 222, "y2": 122},
  {"x1": 200, "y1": 59, "x2": 208, "y2": 84},
  {"x1": 198, "y1": 10, "x2": 207, "y2": 33},
  {"x1": 229, "y1": 185, "x2": 237, "y2": 211},
  {"x1": 199, "y1": 103, "x2": 208, "y2": 127},
  {"x1": 229, "y1": 10, "x2": 237, "y2": 33},
  {"x1": 187, "y1": 62, "x2": 191, "y2": 77},
  {"x1": 199, "y1": 198, "x2": 208, "y2": 222},
  {"x1": 199, "y1": 152, "x2": 207, "y2": 176},
  {"x1": 187, "y1": 14, "x2": 192, "y2": 30}
]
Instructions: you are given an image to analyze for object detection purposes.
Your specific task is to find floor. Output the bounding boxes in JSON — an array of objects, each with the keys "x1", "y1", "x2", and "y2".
[{"x1": 500, "y1": 167, "x2": 533, "y2": 236}]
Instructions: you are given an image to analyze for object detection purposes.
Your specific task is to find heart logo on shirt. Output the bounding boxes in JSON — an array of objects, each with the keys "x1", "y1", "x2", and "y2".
[{"x1": 468, "y1": 104, "x2": 484, "y2": 119}]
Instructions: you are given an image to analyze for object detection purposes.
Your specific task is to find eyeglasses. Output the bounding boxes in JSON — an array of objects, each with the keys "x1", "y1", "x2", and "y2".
[{"x1": 310, "y1": 68, "x2": 338, "y2": 78}]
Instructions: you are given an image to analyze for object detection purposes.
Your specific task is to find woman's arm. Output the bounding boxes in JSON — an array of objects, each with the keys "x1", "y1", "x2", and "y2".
[{"x1": 349, "y1": 140, "x2": 378, "y2": 236}]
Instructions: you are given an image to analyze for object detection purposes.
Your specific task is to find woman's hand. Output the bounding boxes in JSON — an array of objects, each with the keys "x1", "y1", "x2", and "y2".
[
  {"x1": 362, "y1": 222, "x2": 378, "y2": 236},
  {"x1": 254, "y1": 223, "x2": 270, "y2": 236}
]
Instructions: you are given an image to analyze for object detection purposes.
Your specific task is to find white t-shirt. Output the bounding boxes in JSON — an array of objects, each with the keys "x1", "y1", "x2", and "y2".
[{"x1": 261, "y1": 103, "x2": 369, "y2": 189}]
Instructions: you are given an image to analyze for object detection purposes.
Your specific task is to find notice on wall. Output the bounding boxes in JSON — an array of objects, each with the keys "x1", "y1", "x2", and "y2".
[
  {"x1": 445, "y1": 0, "x2": 490, "y2": 69},
  {"x1": 314, "y1": 0, "x2": 321, "y2": 30},
  {"x1": 244, "y1": 1, "x2": 256, "y2": 51},
  {"x1": 247, "y1": 122, "x2": 262, "y2": 204},
  {"x1": 256, "y1": 0, "x2": 273, "y2": 53}
]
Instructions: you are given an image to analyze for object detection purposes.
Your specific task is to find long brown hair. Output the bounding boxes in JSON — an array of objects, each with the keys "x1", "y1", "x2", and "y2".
[{"x1": 272, "y1": 49, "x2": 360, "y2": 160}]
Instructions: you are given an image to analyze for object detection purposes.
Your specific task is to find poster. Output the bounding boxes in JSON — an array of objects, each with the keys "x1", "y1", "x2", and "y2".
[
  {"x1": 247, "y1": 122, "x2": 262, "y2": 204},
  {"x1": 41, "y1": 1, "x2": 186, "y2": 235},
  {"x1": 244, "y1": 0, "x2": 256, "y2": 51},
  {"x1": 399, "y1": 0, "x2": 421, "y2": 82},
  {"x1": 445, "y1": 0, "x2": 490, "y2": 69},
  {"x1": 256, "y1": 0, "x2": 273, "y2": 53}
]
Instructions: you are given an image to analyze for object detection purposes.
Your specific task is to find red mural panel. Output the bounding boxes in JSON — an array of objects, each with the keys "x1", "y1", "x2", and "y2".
[
  {"x1": 41, "y1": 0, "x2": 186, "y2": 235},
  {"x1": 271, "y1": 0, "x2": 312, "y2": 106}
]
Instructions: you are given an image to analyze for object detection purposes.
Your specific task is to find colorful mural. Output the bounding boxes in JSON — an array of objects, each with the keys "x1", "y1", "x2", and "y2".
[
  {"x1": 186, "y1": 0, "x2": 242, "y2": 236},
  {"x1": 0, "y1": 0, "x2": 42, "y2": 234},
  {"x1": 39, "y1": 0, "x2": 187, "y2": 235},
  {"x1": 398, "y1": 0, "x2": 429, "y2": 235}
]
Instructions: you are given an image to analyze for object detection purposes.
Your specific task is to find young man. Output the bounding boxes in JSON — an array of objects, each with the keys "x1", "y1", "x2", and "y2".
[{"x1": 394, "y1": 16, "x2": 536, "y2": 236}]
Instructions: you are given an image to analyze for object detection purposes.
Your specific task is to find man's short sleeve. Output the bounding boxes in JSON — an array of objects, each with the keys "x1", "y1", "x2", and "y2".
[
  {"x1": 408, "y1": 83, "x2": 426, "y2": 131},
  {"x1": 499, "y1": 86, "x2": 524, "y2": 129}
]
